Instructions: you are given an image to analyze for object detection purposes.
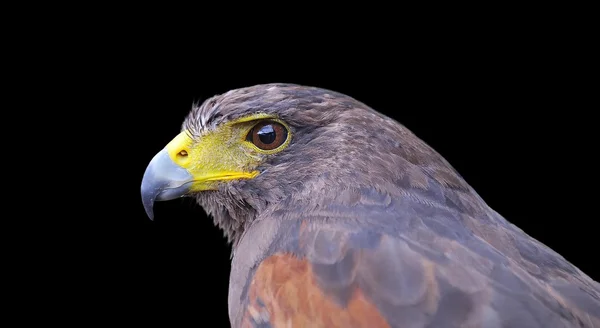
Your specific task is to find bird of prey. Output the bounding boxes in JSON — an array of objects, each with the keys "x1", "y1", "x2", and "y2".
[{"x1": 141, "y1": 83, "x2": 599, "y2": 327}]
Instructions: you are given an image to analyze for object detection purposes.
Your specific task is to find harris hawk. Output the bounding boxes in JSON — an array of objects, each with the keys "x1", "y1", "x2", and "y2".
[{"x1": 141, "y1": 83, "x2": 599, "y2": 327}]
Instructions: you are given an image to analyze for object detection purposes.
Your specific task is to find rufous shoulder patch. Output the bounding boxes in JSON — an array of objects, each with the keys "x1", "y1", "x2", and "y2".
[{"x1": 242, "y1": 253, "x2": 390, "y2": 328}]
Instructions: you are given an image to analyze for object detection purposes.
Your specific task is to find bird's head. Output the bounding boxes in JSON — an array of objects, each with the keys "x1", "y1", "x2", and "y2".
[{"x1": 141, "y1": 83, "x2": 448, "y2": 244}]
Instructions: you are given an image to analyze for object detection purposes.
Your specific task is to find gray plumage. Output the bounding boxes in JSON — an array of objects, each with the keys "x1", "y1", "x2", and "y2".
[{"x1": 166, "y1": 83, "x2": 598, "y2": 327}]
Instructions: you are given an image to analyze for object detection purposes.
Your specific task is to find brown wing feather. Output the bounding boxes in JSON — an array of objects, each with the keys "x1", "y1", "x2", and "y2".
[
  {"x1": 241, "y1": 253, "x2": 390, "y2": 328},
  {"x1": 236, "y1": 214, "x2": 599, "y2": 328},
  {"x1": 230, "y1": 154, "x2": 599, "y2": 328}
]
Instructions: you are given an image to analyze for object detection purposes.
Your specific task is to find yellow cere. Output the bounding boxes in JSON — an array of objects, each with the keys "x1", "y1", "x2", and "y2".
[{"x1": 162, "y1": 114, "x2": 291, "y2": 191}]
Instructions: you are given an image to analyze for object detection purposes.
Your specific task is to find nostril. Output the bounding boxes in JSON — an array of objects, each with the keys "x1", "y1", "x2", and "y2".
[{"x1": 177, "y1": 150, "x2": 188, "y2": 158}]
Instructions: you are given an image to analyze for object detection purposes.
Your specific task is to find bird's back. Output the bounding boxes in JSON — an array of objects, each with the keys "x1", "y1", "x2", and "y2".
[{"x1": 230, "y1": 172, "x2": 600, "y2": 327}]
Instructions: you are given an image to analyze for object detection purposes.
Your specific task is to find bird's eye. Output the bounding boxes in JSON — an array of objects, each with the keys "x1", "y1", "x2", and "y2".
[{"x1": 247, "y1": 121, "x2": 288, "y2": 151}]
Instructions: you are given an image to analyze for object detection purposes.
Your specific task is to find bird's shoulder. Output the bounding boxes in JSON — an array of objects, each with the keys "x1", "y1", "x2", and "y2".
[{"x1": 230, "y1": 186, "x2": 600, "y2": 328}]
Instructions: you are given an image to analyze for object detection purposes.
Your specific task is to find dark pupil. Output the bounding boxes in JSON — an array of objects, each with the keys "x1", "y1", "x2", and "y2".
[{"x1": 257, "y1": 125, "x2": 276, "y2": 144}]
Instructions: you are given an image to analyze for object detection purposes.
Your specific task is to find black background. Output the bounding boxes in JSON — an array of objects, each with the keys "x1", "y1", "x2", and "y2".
[
  {"x1": 120, "y1": 64, "x2": 596, "y2": 326},
  {"x1": 19, "y1": 25, "x2": 596, "y2": 326}
]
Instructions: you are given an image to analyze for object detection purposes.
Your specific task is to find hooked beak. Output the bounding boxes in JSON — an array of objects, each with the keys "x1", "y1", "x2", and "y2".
[
  {"x1": 140, "y1": 148, "x2": 194, "y2": 220},
  {"x1": 141, "y1": 128, "x2": 260, "y2": 221}
]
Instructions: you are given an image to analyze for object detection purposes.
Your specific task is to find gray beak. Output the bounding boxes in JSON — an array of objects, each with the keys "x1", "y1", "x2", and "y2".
[{"x1": 141, "y1": 149, "x2": 194, "y2": 220}]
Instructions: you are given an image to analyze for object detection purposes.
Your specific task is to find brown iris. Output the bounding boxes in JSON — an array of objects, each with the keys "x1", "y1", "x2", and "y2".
[{"x1": 247, "y1": 121, "x2": 288, "y2": 150}]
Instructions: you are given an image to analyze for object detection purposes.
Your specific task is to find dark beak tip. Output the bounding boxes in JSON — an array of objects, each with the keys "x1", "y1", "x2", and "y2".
[
  {"x1": 145, "y1": 206, "x2": 155, "y2": 221},
  {"x1": 142, "y1": 195, "x2": 156, "y2": 221}
]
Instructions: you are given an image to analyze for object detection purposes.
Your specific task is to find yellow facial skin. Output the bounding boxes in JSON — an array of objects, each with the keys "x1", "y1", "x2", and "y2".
[
  {"x1": 141, "y1": 113, "x2": 292, "y2": 219},
  {"x1": 165, "y1": 114, "x2": 291, "y2": 191}
]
